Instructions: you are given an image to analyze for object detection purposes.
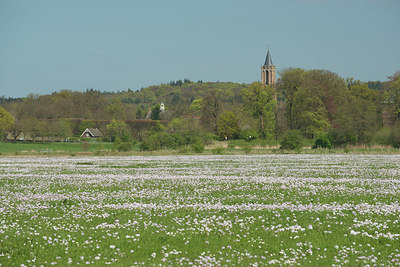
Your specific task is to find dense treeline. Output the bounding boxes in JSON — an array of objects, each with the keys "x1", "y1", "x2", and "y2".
[{"x1": 0, "y1": 69, "x2": 399, "y2": 150}]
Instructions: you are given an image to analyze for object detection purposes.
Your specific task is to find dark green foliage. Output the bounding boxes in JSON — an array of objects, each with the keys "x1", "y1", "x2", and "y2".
[
  {"x1": 151, "y1": 104, "x2": 161, "y2": 120},
  {"x1": 313, "y1": 132, "x2": 332, "y2": 149},
  {"x1": 136, "y1": 107, "x2": 144, "y2": 119},
  {"x1": 168, "y1": 80, "x2": 184, "y2": 87},
  {"x1": 330, "y1": 83, "x2": 379, "y2": 146},
  {"x1": 329, "y1": 128, "x2": 356, "y2": 147},
  {"x1": 140, "y1": 135, "x2": 160, "y2": 151},
  {"x1": 372, "y1": 128, "x2": 393, "y2": 146},
  {"x1": 390, "y1": 126, "x2": 400, "y2": 148},
  {"x1": 280, "y1": 130, "x2": 304, "y2": 151},
  {"x1": 152, "y1": 121, "x2": 167, "y2": 133},
  {"x1": 157, "y1": 133, "x2": 181, "y2": 149},
  {"x1": 113, "y1": 137, "x2": 133, "y2": 152},
  {"x1": 201, "y1": 132, "x2": 219, "y2": 145},
  {"x1": 368, "y1": 81, "x2": 384, "y2": 90}
]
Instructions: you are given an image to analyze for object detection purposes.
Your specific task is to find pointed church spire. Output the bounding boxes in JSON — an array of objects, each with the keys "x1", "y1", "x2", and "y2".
[
  {"x1": 264, "y1": 50, "x2": 273, "y2": 66},
  {"x1": 261, "y1": 49, "x2": 276, "y2": 85}
]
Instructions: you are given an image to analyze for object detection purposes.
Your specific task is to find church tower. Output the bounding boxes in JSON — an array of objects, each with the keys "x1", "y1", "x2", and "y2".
[{"x1": 261, "y1": 50, "x2": 276, "y2": 86}]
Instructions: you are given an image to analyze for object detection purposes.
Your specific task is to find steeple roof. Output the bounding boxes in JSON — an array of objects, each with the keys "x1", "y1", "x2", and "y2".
[{"x1": 264, "y1": 50, "x2": 273, "y2": 66}]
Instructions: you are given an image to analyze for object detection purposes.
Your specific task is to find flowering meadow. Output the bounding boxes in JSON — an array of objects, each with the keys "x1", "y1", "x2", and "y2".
[{"x1": 0, "y1": 154, "x2": 399, "y2": 265}]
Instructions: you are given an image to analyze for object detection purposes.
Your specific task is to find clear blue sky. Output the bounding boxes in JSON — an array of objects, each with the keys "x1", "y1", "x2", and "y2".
[{"x1": 1, "y1": 0, "x2": 399, "y2": 97}]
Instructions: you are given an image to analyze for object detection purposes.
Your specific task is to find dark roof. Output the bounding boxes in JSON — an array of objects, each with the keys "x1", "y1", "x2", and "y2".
[
  {"x1": 89, "y1": 128, "x2": 103, "y2": 137},
  {"x1": 264, "y1": 50, "x2": 273, "y2": 66}
]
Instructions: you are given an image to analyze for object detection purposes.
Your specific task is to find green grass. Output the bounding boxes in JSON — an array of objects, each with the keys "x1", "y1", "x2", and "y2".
[
  {"x1": 0, "y1": 141, "x2": 399, "y2": 156},
  {"x1": 0, "y1": 142, "x2": 113, "y2": 154}
]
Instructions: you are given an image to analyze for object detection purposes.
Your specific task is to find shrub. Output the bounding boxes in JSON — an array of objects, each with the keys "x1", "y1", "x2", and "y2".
[
  {"x1": 390, "y1": 127, "x2": 400, "y2": 148},
  {"x1": 202, "y1": 133, "x2": 219, "y2": 145},
  {"x1": 313, "y1": 132, "x2": 332, "y2": 149},
  {"x1": 191, "y1": 137, "x2": 205, "y2": 153},
  {"x1": 372, "y1": 127, "x2": 392, "y2": 146},
  {"x1": 211, "y1": 146, "x2": 225, "y2": 155},
  {"x1": 113, "y1": 137, "x2": 133, "y2": 152},
  {"x1": 243, "y1": 144, "x2": 252, "y2": 154},
  {"x1": 172, "y1": 134, "x2": 186, "y2": 148},
  {"x1": 106, "y1": 119, "x2": 131, "y2": 142},
  {"x1": 329, "y1": 129, "x2": 356, "y2": 147},
  {"x1": 239, "y1": 129, "x2": 258, "y2": 141},
  {"x1": 280, "y1": 130, "x2": 304, "y2": 151},
  {"x1": 115, "y1": 142, "x2": 133, "y2": 152},
  {"x1": 158, "y1": 132, "x2": 177, "y2": 149},
  {"x1": 140, "y1": 135, "x2": 160, "y2": 151},
  {"x1": 140, "y1": 132, "x2": 191, "y2": 151},
  {"x1": 216, "y1": 111, "x2": 240, "y2": 140}
]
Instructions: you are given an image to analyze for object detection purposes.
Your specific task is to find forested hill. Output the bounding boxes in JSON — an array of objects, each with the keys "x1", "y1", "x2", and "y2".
[
  {"x1": 1, "y1": 80, "x2": 247, "y2": 121},
  {"x1": 1, "y1": 69, "x2": 399, "y2": 147}
]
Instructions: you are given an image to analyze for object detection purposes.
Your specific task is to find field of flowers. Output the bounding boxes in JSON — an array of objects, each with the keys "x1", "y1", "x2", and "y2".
[{"x1": 0, "y1": 154, "x2": 399, "y2": 265}]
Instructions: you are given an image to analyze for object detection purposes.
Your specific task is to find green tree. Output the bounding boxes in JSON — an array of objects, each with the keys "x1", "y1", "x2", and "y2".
[
  {"x1": 189, "y1": 97, "x2": 204, "y2": 116},
  {"x1": 151, "y1": 104, "x2": 161, "y2": 120},
  {"x1": 191, "y1": 136, "x2": 205, "y2": 153},
  {"x1": 280, "y1": 130, "x2": 304, "y2": 151},
  {"x1": 200, "y1": 90, "x2": 223, "y2": 133},
  {"x1": 241, "y1": 82, "x2": 276, "y2": 138},
  {"x1": 314, "y1": 132, "x2": 332, "y2": 149},
  {"x1": 291, "y1": 86, "x2": 330, "y2": 138},
  {"x1": 106, "y1": 119, "x2": 131, "y2": 142},
  {"x1": 331, "y1": 82, "x2": 380, "y2": 145},
  {"x1": 106, "y1": 99, "x2": 126, "y2": 120},
  {"x1": 53, "y1": 90, "x2": 75, "y2": 118},
  {"x1": 385, "y1": 71, "x2": 400, "y2": 124},
  {"x1": 76, "y1": 120, "x2": 97, "y2": 136},
  {"x1": 386, "y1": 72, "x2": 400, "y2": 147},
  {"x1": 136, "y1": 107, "x2": 144, "y2": 119},
  {"x1": 278, "y1": 69, "x2": 349, "y2": 138},
  {"x1": 168, "y1": 117, "x2": 202, "y2": 144},
  {"x1": 277, "y1": 68, "x2": 306, "y2": 129},
  {"x1": 50, "y1": 120, "x2": 72, "y2": 141},
  {"x1": 0, "y1": 106, "x2": 14, "y2": 140},
  {"x1": 216, "y1": 111, "x2": 240, "y2": 140},
  {"x1": 34, "y1": 120, "x2": 49, "y2": 142},
  {"x1": 144, "y1": 90, "x2": 156, "y2": 103}
]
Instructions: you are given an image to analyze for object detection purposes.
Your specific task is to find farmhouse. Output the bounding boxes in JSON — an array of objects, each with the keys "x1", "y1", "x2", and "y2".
[{"x1": 80, "y1": 128, "x2": 103, "y2": 138}]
